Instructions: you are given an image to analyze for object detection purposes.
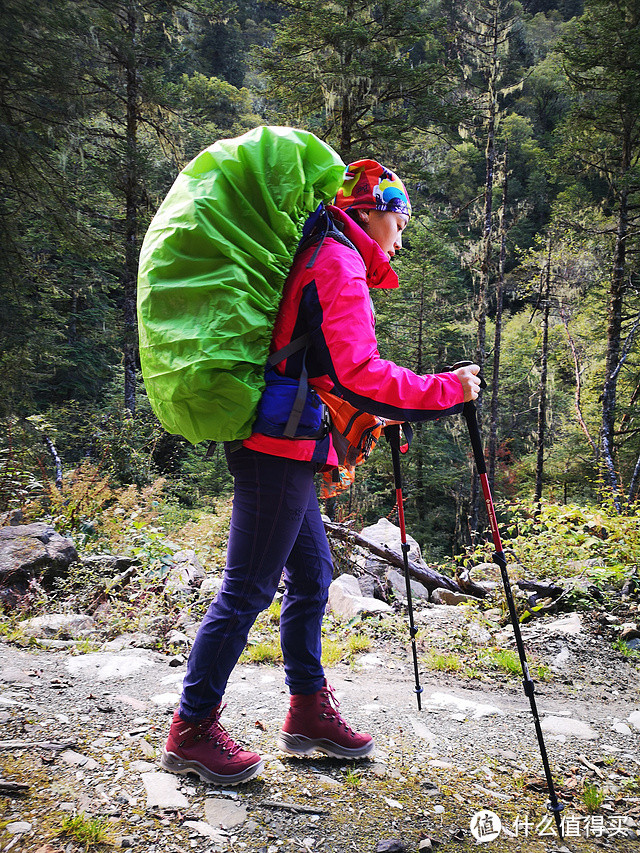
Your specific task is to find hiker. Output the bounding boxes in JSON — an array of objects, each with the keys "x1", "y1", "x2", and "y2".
[{"x1": 161, "y1": 159, "x2": 481, "y2": 785}]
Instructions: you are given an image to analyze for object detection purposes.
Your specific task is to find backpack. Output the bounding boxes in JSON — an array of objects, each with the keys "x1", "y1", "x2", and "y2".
[
  {"x1": 316, "y1": 389, "x2": 384, "y2": 467},
  {"x1": 137, "y1": 126, "x2": 345, "y2": 444}
]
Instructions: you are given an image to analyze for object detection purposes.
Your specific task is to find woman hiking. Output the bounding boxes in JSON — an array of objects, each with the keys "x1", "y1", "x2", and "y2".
[{"x1": 161, "y1": 159, "x2": 481, "y2": 785}]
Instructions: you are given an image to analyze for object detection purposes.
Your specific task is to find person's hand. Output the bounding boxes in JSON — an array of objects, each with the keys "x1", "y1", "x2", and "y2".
[{"x1": 453, "y1": 363, "x2": 481, "y2": 402}]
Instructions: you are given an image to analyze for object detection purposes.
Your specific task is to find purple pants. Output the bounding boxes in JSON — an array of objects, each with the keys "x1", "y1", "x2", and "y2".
[{"x1": 179, "y1": 445, "x2": 333, "y2": 721}]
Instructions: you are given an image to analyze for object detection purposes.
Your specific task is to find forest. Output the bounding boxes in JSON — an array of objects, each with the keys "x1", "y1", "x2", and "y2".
[{"x1": 1, "y1": 0, "x2": 639, "y2": 560}]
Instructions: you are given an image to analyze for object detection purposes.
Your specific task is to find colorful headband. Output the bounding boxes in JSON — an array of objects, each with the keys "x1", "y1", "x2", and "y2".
[{"x1": 334, "y1": 159, "x2": 411, "y2": 217}]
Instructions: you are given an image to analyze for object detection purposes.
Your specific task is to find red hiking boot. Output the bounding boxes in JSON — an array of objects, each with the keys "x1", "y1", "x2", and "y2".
[
  {"x1": 278, "y1": 680, "x2": 374, "y2": 759},
  {"x1": 161, "y1": 705, "x2": 264, "y2": 785}
]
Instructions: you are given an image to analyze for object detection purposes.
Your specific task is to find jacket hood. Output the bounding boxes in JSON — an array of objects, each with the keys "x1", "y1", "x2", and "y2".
[{"x1": 326, "y1": 205, "x2": 399, "y2": 290}]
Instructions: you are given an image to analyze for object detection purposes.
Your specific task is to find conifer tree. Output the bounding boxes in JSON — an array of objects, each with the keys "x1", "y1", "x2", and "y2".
[
  {"x1": 259, "y1": 0, "x2": 465, "y2": 158},
  {"x1": 556, "y1": 0, "x2": 640, "y2": 508}
]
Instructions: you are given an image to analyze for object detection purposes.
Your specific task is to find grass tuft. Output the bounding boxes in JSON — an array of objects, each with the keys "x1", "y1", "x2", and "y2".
[{"x1": 59, "y1": 812, "x2": 111, "y2": 846}]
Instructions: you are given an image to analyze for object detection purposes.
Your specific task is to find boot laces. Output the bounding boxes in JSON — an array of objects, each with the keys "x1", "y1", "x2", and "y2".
[
  {"x1": 201, "y1": 705, "x2": 242, "y2": 756},
  {"x1": 320, "y1": 683, "x2": 352, "y2": 733}
]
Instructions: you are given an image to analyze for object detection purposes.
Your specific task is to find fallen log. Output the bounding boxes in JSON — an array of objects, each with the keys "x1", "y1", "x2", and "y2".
[
  {"x1": 456, "y1": 567, "x2": 490, "y2": 600},
  {"x1": 261, "y1": 799, "x2": 326, "y2": 815},
  {"x1": 324, "y1": 520, "x2": 462, "y2": 594},
  {"x1": 0, "y1": 778, "x2": 29, "y2": 795}
]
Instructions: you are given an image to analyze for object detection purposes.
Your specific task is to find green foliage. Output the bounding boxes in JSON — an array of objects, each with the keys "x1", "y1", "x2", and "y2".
[
  {"x1": 1, "y1": 0, "x2": 639, "y2": 557},
  {"x1": 0, "y1": 445, "x2": 43, "y2": 514},
  {"x1": 258, "y1": 0, "x2": 466, "y2": 157},
  {"x1": 424, "y1": 651, "x2": 463, "y2": 672},
  {"x1": 481, "y1": 647, "x2": 522, "y2": 675},
  {"x1": 59, "y1": 812, "x2": 111, "y2": 846},
  {"x1": 504, "y1": 499, "x2": 640, "y2": 580},
  {"x1": 581, "y1": 783, "x2": 605, "y2": 814}
]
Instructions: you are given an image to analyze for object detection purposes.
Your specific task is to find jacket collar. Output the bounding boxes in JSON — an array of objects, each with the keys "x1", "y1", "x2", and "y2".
[{"x1": 327, "y1": 205, "x2": 399, "y2": 290}]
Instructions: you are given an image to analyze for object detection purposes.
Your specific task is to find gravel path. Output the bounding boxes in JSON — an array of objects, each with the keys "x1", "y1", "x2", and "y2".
[{"x1": 0, "y1": 610, "x2": 639, "y2": 853}]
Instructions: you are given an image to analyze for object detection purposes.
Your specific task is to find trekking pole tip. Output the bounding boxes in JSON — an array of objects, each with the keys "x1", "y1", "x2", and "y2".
[{"x1": 546, "y1": 798, "x2": 565, "y2": 838}]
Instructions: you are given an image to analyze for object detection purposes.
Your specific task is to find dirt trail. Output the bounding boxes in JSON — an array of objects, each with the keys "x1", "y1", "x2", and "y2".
[{"x1": 0, "y1": 612, "x2": 639, "y2": 853}]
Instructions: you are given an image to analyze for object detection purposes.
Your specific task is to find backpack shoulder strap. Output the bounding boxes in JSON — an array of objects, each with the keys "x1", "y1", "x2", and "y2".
[{"x1": 298, "y1": 206, "x2": 358, "y2": 269}]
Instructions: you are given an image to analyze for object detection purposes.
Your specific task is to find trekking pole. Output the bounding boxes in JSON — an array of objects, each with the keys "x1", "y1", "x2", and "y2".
[
  {"x1": 458, "y1": 385, "x2": 564, "y2": 838},
  {"x1": 384, "y1": 424, "x2": 423, "y2": 711}
]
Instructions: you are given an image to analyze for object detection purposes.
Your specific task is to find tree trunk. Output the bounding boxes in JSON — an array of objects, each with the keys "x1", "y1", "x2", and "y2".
[
  {"x1": 601, "y1": 186, "x2": 629, "y2": 511},
  {"x1": 488, "y1": 147, "x2": 508, "y2": 492},
  {"x1": 534, "y1": 240, "x2": 551, "y2": 506},
  {"x1": 123, "y1": 1, "x2": 139, "y2": 417},
  {"x1": 470, "y1": 4, "x2": 500, "y2": 538},
  {"x1": 43, "y1": 435, "x2": 63, "y2": 492}
]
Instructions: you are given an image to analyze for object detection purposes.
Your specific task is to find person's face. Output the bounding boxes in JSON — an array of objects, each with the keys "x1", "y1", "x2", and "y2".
[{"x1": 358, "y1": 209, "x2": 409, "y2": 259}]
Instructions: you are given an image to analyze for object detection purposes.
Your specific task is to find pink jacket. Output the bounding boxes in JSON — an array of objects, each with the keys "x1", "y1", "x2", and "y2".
[{"x1": 244, "y1": 206, "x2": 464, "y2": 465}]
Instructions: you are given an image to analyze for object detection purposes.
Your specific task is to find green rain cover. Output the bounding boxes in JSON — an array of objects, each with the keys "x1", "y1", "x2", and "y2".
[{"x1": 137, "y1": 126, "x2": 345, "y2": 444}]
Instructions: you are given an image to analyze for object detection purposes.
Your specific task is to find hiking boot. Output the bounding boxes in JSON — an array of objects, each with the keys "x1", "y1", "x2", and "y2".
[
  {"x1": 161, "y1": 705, "x2": 264, "y2": 785},
  {"x1": 277, "y1": 680, "x2": 374, "y2": 759}
]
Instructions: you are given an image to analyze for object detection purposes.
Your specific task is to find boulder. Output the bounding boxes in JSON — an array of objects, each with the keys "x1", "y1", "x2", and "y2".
[
  {"x1": 165, "y1": 549, "x2": 205, "y2": 595},
  {"x1": 81, "y1": 554, "x2": 140, "y2": 574},
  {"x1": 361, "y1": 518, "x2": 423, "y2": 565},
  {"x1": 20, "y1": 613, "x2": 95, "y2": 639},
  {"x1": 431, "y1": 588, "x2": 481, "y2": 606},
  {"x1": 0, "y1": 523, "x2": 77, "y2": 587},
  {"x1": 328, "y1": 574, "x2": 393, "y2": 619},
  {"x1": 385, "y1": 568, "x2": 429, "y2": 602}
]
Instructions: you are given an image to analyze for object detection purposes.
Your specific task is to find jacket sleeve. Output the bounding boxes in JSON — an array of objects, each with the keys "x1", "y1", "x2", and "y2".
[{"x1": 308, "y1": 243, "x2": 464, "y2": 422}]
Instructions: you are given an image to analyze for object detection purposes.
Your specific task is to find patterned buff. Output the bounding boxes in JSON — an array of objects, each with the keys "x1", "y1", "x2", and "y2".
[{"x1": 334, "y1": 159, "x2": 411, "y2": 217}]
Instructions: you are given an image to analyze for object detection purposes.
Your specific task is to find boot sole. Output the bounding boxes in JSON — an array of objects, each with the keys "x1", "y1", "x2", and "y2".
[
  {"x1": 277, "y1": 731, "x2": 374, "y2": 759},
  {"x1": 160, "y1": 749, "x2": 264, "y2": 785}
]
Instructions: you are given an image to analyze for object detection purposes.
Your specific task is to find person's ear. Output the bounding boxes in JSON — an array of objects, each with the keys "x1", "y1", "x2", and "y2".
[{"x1": 356, "y1": 209, "x2": 370, "y2": 225}]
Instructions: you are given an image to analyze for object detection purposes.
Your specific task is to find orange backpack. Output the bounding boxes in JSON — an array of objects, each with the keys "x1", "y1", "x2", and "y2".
[{"x1": 317, "y1": 389, "x2": 384, "y2": 467}]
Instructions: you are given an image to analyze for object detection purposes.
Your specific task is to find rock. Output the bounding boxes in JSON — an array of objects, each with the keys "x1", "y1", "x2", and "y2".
[
  {"x1": 540, "y1": 716, "x2": 599, "y2": 740},
  {"x1": 538, "y1": 613, "x2": 582, "y2": 636},
  {"x1": 0, "y1": 509, "x2": 23, "y2": 527},
  {"x1": 19, "y1": 613, "x2": 95, "y2": 639},
  {"x1": 140, "y1": 771, "x2": 188, "y2": 809},
  {"x1": 6, "y1": 821, "x2": 32, "y2": 834},
  {"x1": 558, "y1": 576, "x2": 603, "y2": 601},
  {"x1": 184, "y1": 819, "x2": 228, "y2": 844},
  {"x1": 204, "y1": 796, "x2": 248, "y2": 828},
  {"x1": 81, "y1": 554, "x2": 139, "y2": 573},
  {"x1": 430, "y1": 589, "x2": 479, "y2": 606},
  {"x1": 362, "y1": 518, "x2": 423, "y2": 564},
  {"x1": 327, "y1": 574, "x2": 393, "y2": 619},
  {"x1": 66, "y1": 650, "x2": 158, "y2": 682},
  {"x1": 103, "y1": 632, "x2": 157, "y2": 650},
  {"x1": 357, "y1": 573, "x2": 380, "y2": 599},
  {"x1": 628, "y1": 710, "x2": 640, "y2": 731},
  {"x1": 150, "y1": 692, "x2": 181, "y2": 706},
  {"x1": 466, "y1": 623, "x2": 492, "y2": 644},
  {"x1": 60, "y1": 749, "x2": 99, "y2": 770},
  {"x1": 312, "y1": 772, "x2": 341, "y2": 789},
  {"x1": 138, "y1": 739, "x2": 157, "y2": 759},
  {"x1": 418, "y1": 604, "x2": 468, "y2": 626},
  {"x1": 165, "y1": 549, "x2": 205, "y2": 595},
  {"x1": 620, "y1": 623, "x2": 640, "y2": 641},
  {"x1": 409, "y1": 718, "x2": 438, "y2": 746},
  {"x1": 612, "y1": 721, "x2": 632, "y2": 735},
  {"x1": 385, "y1": 569, "x2": 429, "y2": 602},
  {"x1": 0, "y1": 523, "x2": 77, "y2": 586},
  {"x1": 426, "y1": 692, "x2": 504, "y2": 719},
  {"x1": 167, "y1": 629, "x2": 191, "y2": 646},
  {"x1": 375, "y1": 841, "x2": 405, "y2": 853},
  {"x1": 551, "y1": 645, "x2": 571, "y2": 670},
  {"x1": 199, "y1": 575, "x2": 223, "y2": 598}
]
